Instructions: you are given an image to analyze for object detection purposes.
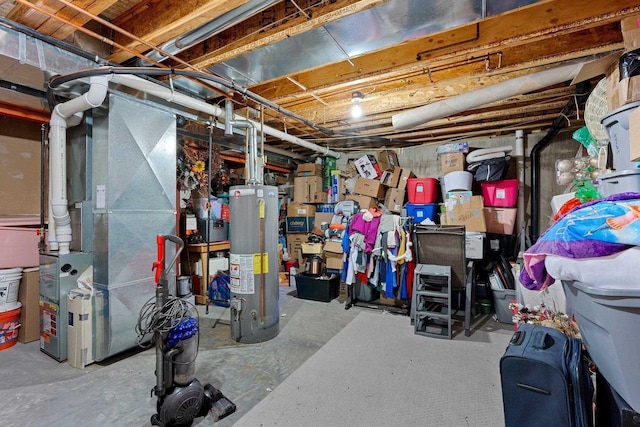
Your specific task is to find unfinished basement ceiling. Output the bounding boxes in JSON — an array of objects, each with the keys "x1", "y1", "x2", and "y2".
[{"x1": 0, "y1": 0, "x2": 638, "y2": 160}]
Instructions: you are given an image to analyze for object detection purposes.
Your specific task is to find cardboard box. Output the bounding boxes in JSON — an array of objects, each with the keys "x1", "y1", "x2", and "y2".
[
  {"x1": 465, "y1": 232, "x2": 485, "y2": 260},
  {"x1": 323, "y1": 240, "x2": 344, "y2": 254},
  {"x1": 287, "y1": 234, "x2": 308, "y2": 266},
  {"x1": 381, "y1": 167, "x2": 415, "y2": 189},
  {"x1": 339, "y1": 281, "x2": 349, "y2": 298},
  {"x1": 314, "y1": 212, "x2": 335, "y2": 228},
  {"x1": 379, "y1": 293, "x2": 408, "y2": 307},
  {"x1": 18, "y1": 267, "x2": 39, "y2": 343},
  {"x1": 301, "y1": 242, "x2": 323, "y2": 255},
  {"x1": 286, "y1": 216, "x2": 314, "y2": 233},
  {"x1": 287, "y1": 202, "x2": 316, "y2": 217},
  {"x1": 441, "y1": 195, "x2": 486, "y2": 232},
  {"x1": 396, "y1": 168, "x2": 416, "y2": 190},
  {"x1": 606, "y1": 54, "x2": 640, "y2": 111},
  {"x1": 377, "y1": 150, "x2": 399, "y2": 172},
  {"x1": 346, "y1": 194, "x2": 377, "y2": 210},
  {"x1": 439, "y1": 152, "x2": 465, "y2": 175},
  {"x1": 354, "y1": 154, "x2": 381, "y2": 179},
  {"x1": 354, "y1": 177, "x2": 386, "y2": 199},
  {"x1": 296, "y1": 163, "x2": 323, "y2": 176},
  {"x1": 294, "y1": 176, "x2": 323, "y2": 203},
  {"x1": 621, "y1": 15, "x2": 640, "y2": 51},
  {"x1": 313, "y1": 191, "x2": 328, "y2": 203},
  {"x1": 384, "y1": 188, "x2": 406, "y2": 213},
  {"x1": 325, "y1": 252, "x2": 343, "y2": 271},
  {"x1": 483, "y1": 207, "x2": 517, "y2": 234}
]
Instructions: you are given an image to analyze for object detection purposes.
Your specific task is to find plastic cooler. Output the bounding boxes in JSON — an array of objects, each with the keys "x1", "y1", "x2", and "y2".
[
  {"x1": 562, "y1": 280, "x2": 640, "y2": 412},
  {"x1": 407, "y1": 178, "x2": 439, "y2": 203},
  {"x1": 481, "y1": 179, "x2": 518, "y2": 207},
  {"x1": 405, "y1": 203, "x2": 438, "y2": 223}
]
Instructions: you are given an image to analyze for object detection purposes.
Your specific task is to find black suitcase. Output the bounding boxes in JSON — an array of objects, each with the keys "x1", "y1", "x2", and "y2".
[{"x1": 500, "y1": 323, "x2": 593, "y2": 427}]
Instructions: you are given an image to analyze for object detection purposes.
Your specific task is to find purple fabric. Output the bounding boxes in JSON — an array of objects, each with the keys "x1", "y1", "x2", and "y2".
[{"x1": 349, "y1": 213, "x2": 381, "y2": 253}]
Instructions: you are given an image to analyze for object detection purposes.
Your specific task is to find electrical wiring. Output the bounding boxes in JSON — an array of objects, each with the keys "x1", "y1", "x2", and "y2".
[{"x1": 135, "y1": 295, "x2": 198, "y2": 349}]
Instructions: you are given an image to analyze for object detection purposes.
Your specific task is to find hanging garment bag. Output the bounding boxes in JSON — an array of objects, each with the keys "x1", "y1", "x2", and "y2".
[{"x1": 500, "y1": 323, "x2": 593, "y2": 427}]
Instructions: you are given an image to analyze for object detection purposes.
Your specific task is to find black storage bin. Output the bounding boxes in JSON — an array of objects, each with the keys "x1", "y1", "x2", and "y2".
[
  {"x1": 295, "y1": 273, "x2": 339, "y2": 302},
  {"x1": 486, "y1": 232, "x2": 516, "y2": 260}
]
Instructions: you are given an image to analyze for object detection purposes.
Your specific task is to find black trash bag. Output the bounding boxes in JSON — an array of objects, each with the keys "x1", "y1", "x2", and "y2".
[{"x1": 467, "y1": 156, "x2": 510, "y2": 182}]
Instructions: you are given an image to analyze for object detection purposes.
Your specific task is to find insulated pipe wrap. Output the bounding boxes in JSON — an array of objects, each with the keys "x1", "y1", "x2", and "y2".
[{"x1": 392, "y1": 63, "x2": 584, "y2": 130}]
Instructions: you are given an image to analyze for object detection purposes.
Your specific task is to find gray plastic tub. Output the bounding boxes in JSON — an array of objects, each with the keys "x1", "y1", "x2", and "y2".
[
  {"x1": 562, "y1": 280, "x2": 640, "y2": 411},
  {"x1": 597, "y1": 169, "x2": 640, "y2": 197},
  {"x1": 601, "y1": 100, "x2": 640, "y2": 171},
  {"x1": 492, "y1": 288, "x2": 516, "y2": 324}
]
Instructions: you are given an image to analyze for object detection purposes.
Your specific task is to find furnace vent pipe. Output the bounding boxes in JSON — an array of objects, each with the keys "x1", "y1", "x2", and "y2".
[
  {"x1": 225, "y1": 99, "x2": 261, "y2": 184},
  {"x1": 48, "y1": 75, "x2": 110, "y2": 254},
  {"x1": 391, "y1": 63, "x2": 585, "y2": 130}
]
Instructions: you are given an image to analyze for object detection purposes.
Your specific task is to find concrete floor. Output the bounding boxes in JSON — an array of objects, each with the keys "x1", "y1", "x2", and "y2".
[
  {"x1": 0, "y1": 283, "x2": 510, "y2": 427},
  {"x1": 0, "y1": 285, "x2": 364, "y2": 426}
]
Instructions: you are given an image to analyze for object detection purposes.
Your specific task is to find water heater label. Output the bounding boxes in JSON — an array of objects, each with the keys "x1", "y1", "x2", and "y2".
[
  {"x1": 229, "y1": 253, "x2": 255, "y2": 294},
  {"x1": 232, "y1": 188, "x2": 256, "y2": 198}
]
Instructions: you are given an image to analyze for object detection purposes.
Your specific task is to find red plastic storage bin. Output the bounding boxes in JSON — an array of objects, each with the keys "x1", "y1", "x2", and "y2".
[
  {"x1": 481, "y1": 179, "x2": 518, "y2": 207},
  {"x1": 407, "y1": 178, "x2": 439, "y2": 203}
]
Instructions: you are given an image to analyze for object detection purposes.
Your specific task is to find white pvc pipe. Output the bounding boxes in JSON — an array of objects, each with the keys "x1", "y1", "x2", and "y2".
[
  {"x1": 48, "y1": 75, "x2": 110, "y2": 254},
  {"x1": 110, "y1": 74, "x2": 341, "y2": 158},
  {"x1": 392, "y1": 63, "x2": 585, "y2": 131},
  {"x1": 515, "y1": 130, "x2": 525, "y2": 241}
]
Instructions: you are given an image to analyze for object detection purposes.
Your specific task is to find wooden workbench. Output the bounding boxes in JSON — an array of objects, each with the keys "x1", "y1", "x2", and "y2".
[{"x1": 186, "y1": 241, "x2": 231, "y2": 304}]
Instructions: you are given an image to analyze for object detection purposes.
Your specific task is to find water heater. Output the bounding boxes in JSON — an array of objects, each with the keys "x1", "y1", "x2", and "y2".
[{"x1": 228, "y1": 184, "x2": 279, "y2": 343}]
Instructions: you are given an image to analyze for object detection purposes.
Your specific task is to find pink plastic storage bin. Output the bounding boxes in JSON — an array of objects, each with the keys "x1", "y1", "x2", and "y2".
[
  {"x1": 481, "y1": 179, "x2": 518, "y2": 207},
  {"x1": 407, "y1": 178, "x2": 439, "y2": 204}
]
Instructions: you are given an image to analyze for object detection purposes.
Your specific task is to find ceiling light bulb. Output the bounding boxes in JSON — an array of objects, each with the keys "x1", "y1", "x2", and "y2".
[
  {"x1": 351, "y1": 103, "x2": 362, "y2": 118},
  {"x1": 351, "y1": 91, "x2": 364, "y2": 118}
]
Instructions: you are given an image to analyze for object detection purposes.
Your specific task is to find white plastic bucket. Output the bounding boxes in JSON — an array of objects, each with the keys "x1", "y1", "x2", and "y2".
[
  {"x1": 0, "y1": 267, "x2": 22, "y2": 310},
  {"x1": 443, "y1": 171, "x2": 473, "y2": 193}
]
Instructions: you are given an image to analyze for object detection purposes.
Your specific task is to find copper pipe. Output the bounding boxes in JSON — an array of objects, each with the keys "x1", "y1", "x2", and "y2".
[{"x1": 0, "y1": 103, "x2": 49, "y2": 122}]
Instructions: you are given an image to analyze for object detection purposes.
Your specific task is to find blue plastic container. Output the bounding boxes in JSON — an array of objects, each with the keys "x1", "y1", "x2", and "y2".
[{"x1": 405, "y1": 203, "x2": 438, "y2": 222}]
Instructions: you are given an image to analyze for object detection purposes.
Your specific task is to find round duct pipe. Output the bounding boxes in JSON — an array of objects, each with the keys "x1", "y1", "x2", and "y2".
[{"x1": 392, "y1": 63, "x2": 585, "y2": 131}]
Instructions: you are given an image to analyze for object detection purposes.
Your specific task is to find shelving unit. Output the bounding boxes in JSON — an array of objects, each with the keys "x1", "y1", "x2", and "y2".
[{"x1": 412, "y1": 264, "x2": 453, "y2": 339}]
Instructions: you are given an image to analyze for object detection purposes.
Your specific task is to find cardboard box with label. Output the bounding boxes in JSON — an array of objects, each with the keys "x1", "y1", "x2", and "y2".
[
  {"x1": 384, "y1": 188, "x2": 406, "y2": 213},
  {"x1": 286, "y1": 202, "x2": 316, "y2": 233},
  {"x1": 354, "y1": 177, "x2": 386, "y2": 199},
  {"x1": 294, "y1": 176, "x2": 323, "y2": 203},
  {"x1": 354, "y1": 154, "x2": 381, "y2": 179},
  {"x1": 296, "y1": 163, "x2": 323, "y2": 176},
  {"x1": 346, "y1": 194, "x2": 378, "y2": 210},
  {"x1": 441, "y1": 195, "x2": 487, "y2": 232},
  {"x1": 439, "y1": 152, "x2": 465, "y2": 175},
  {"x1": 377, "y1": 150, "x2": 399, "y2": 172}
]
